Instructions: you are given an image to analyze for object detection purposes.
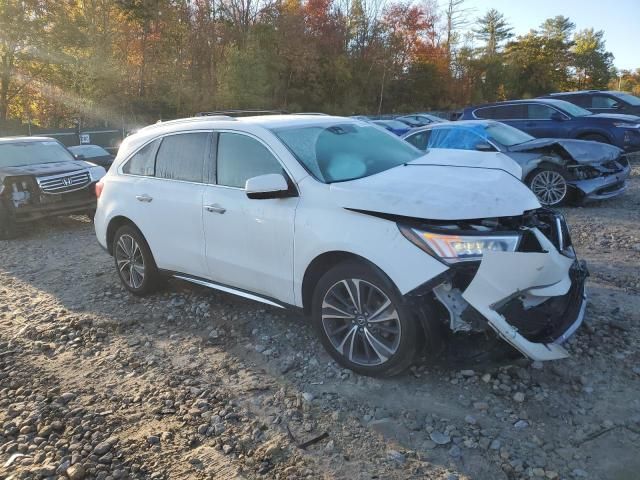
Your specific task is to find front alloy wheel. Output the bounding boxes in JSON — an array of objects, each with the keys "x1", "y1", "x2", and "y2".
[
  {"x1": 312, "y1": 261, "x2": 421, "y2": 377},
  {"x1": 528, "y1": 169, "x2": 568, "y2": 206}
]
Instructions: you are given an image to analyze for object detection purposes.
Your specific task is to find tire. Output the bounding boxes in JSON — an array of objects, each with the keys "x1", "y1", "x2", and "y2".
[
  {"x1": 112, "y1": 224, "x2": 160, "y2": 295},
  {"x1": 0, "y1": 209, "x2": 17, "y2": 240},
  {"x1": 311, "y1": 260, "x2": 420, "y2": 377},
  {"x1": 579, "y1": 133, "x2": 610, "y2": 144},
  {"x1": 526, "y1": 167, "x2": 570, "y2": 207}
]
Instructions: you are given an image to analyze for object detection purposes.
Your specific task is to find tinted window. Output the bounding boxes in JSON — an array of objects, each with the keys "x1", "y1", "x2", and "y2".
[
  {"x1": 217, "y1": 133, "x2": 283, "y2": 188},
  {"x1": 527, "y1": 104, "x2": 557, "y2": 119},
  {"x1": 405, "y1": 130, "x2": 431, "y2": 150},
  {"x1": 475, "y1": 105, "x2": 526, "y2": 120},
  {"x1": 273, "y1": 123, "x2": 421, "y2": 183},
  {"x1": 474, "y1": 107, "x2": 496, "y2": 119},
  {"x1": 492, "y1": 105, "x2": 526, "y2": 119},
  {"x1": 562, "y1": 94, "x2": 590, "y2": 108},
  {"x1": 155, "y1": 132, "x2": 210, "y2": 183},
  {"x1": 592, "y1": 95, "x2": 619, "y2": 108},
  {"x1": 123, "y1": 139, "x2": 159, "y2": 176}
]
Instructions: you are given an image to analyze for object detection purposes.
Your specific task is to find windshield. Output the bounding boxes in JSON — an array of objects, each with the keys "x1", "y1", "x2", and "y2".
[
  {"x1": 0, "y1": 140, "x2": 76, "y2": 168},
  {"x1": 70, "y1": 145, "x2": 110, "y2": 158},
  {"x1": 272, "y1": 123, "x2": 422, "y2": 183},
  {"x1": 485, "y1": 123, "x2": 534, "y2": 146},
  {"x1": 554, "y1": 100, "x2": 592, "y2": 117},
  {"x1": 612, "y1": 91, "x2": 640, "y2": 106}
]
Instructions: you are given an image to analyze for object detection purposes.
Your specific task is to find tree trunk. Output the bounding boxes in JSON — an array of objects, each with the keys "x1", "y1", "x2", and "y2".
[{"x1": 0, "y1": 53, "x2": 12, "y2": 121}]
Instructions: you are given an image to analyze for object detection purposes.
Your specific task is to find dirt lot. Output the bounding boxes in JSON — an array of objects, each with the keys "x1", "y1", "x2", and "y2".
[{"x1": 1, "y1": 160, "x2": 639, "y2": 480}]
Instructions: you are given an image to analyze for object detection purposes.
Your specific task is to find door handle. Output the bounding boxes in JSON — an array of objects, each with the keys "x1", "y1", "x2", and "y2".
[
  {"x1": 136, "y1": 194, "x2": 153, "y2": 203},
  {"x1": 204, "y1": 204, "x2": 226, "y2": 214}
]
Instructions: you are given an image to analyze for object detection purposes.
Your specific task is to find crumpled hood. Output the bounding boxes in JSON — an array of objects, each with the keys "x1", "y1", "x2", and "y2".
[
  {"x1": 508, "y1": 138, "x2": 622, "y2": 164},
  {"x1": 330, "y1": 151, "x2": 540, "y2": 220}
]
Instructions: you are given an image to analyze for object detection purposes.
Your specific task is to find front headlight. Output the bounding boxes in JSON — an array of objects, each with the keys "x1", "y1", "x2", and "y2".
[{"x1": 399, "y1": 225, "x2": 520, "y2": 263}]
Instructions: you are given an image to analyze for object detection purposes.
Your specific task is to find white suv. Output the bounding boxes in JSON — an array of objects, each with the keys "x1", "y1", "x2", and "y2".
[{"x1": 94, "y1": 115, "x2": 588, "y2": 376}]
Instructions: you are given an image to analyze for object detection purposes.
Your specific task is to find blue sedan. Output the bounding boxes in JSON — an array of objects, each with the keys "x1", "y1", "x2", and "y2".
[{"x1": 403, "y1": 120, "x2": 630, "y2": 206}]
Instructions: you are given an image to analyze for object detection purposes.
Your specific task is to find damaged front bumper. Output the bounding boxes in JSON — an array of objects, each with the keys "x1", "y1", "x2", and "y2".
[
  {"x1": 570, "y1": 157, "x2": 631, "y2": 202},
  {"x1": 462, "y1": 228, "x2": 588, "y2": 360},
  {"x1": 406, "y1": 211, "x2": 589, "y2": 362}
]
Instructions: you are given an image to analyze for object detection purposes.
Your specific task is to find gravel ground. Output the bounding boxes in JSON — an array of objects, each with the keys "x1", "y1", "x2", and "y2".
[{"x1": 1, "y1": 158, "x2": 639, "y2": 480}]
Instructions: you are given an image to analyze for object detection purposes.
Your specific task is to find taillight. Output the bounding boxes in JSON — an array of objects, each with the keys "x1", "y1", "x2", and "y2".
[{"x1": 95, "y1": 181, "x2": 104, "y2": 198}]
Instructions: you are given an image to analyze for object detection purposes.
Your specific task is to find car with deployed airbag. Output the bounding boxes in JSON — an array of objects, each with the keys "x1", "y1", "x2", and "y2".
[
  {"x1": 94, "y1": 115, "x2": 587, "y2": 376},
  {"x1": 403, "y1": 120, "x2": 630, "y2": 206}
]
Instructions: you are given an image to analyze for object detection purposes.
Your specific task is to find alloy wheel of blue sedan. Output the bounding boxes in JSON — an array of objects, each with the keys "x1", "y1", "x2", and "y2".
[{"x1": 529, "y1": 170, "x2": 568, "y2": 206}]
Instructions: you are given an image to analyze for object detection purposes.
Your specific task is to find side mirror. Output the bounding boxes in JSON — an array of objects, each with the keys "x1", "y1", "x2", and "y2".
[
  {"x1": 245, "y1": 173, "x2": 291, "y2": 199},
  {"x1": 475, "y1": 142, "x2": 496, "y2": 152},
  {"x1": 74, "y1": 153, "x2": 86, "y2": 160},
  {"x1": 550, "y1": 112, "x2": 566, "y2": 121},
  {"x1": 611, "y1": 102, "x2": 621, "y2": 110}
]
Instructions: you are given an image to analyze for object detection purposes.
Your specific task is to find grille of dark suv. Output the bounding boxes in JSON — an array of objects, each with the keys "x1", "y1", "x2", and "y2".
[{"x1": 37, "y1": 171, "x2": 91, "y2": 194}]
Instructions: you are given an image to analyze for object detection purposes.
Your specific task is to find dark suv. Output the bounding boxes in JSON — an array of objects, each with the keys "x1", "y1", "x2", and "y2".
[
  {"x1": 460, "y1": 98, "x2": 640, "y2": 153},
  {"x1": 0, "y1": 137, "x2": 106, "y2": 239},
  {"x1": 541, "y1": 90, "x2": 640, "y2": 116}
]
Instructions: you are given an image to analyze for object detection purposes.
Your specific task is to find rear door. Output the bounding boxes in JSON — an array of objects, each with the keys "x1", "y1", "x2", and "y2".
[
  {"x1": 121, "y1": 131, "x2": 211, "y2": 277},
  {"x1": 479, "y1": 105, "x2": 529, "y2": 134},
  {"x1": 202, "y1": 131, "x2": 299, "y2": 304}
]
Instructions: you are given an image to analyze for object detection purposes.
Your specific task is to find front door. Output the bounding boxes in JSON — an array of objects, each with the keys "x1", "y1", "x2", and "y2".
[{"x1": 202, "y1": 131, "x2": 299, "y2": 304}]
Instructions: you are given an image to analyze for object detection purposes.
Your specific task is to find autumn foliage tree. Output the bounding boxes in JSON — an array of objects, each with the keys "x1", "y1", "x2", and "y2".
[{"x1": 0, "y1": 1, "x2": 630, "y2": 129}]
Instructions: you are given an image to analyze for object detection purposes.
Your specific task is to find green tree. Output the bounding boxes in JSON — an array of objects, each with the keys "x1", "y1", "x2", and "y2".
[
  {"x1": 473, "y1": 9, "x2": 513, "y2": 57},
  {"x1": 573, "y1": 28, "x2": 614, "y2": 89}
]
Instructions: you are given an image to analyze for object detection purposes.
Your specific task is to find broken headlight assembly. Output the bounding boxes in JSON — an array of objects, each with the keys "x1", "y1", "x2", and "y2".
[
  {"x1": 398, "y1": 225, "x2": 520, "y2": 264},
  {"x1": 567, "y1": 165, "x2": 600, "y2": 180}
]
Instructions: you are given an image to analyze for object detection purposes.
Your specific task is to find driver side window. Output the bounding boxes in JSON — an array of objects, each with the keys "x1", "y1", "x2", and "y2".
[{"x1": 216, "y1": 133, "x2": 284, "y2": 188}]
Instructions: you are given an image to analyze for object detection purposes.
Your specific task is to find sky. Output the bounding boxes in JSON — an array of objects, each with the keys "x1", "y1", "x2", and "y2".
[{"x1": 462, "y1": 0, "x2": 639, "y2": 70}]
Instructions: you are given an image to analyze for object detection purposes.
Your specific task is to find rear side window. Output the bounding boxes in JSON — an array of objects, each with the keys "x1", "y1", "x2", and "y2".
[
  {"x1": 123, "y1": 139, "x2": 159, "y2": 176},
  {"x1": 591, "y1": 95, "x2": 618, "y2": 108},
  {"x1": 492, "y1": 105, "x2": 526, "y2": 120},
  {"x1": 217, "y1": 133, "x2": 283, "y2": 188},
  {"x1": 474, "y1": 107, "x2": 496, "y2": 119},
  {"x1": 155, "y1": 132, "x2": 210, "y2": 183}
]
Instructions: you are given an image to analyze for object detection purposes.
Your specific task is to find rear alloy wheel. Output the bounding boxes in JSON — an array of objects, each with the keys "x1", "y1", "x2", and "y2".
[
  {"x1": 312, "y1": 261, "x2": 419, "y2": 377},
  {"x1": 528, "y1": 169, "x2": 569, "y2": 206},
  {"x1": 113, "y1": 225, "x2": 160, "y2": 295}
]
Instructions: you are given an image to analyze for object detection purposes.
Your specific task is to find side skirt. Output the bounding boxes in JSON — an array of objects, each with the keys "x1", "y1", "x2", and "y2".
[{"x1": 164, "y1": 271, "x2": 302, "y2": 312}]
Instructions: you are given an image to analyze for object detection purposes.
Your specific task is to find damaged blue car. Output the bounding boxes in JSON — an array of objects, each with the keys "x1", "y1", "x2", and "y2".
[{"x1": 403, "y1": 120, "x2": 631, "y2": 206}]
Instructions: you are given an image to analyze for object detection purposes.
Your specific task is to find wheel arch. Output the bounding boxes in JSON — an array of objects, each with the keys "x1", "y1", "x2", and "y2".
[
  {"x1": 106, "y1": 215, "x2": 142, "y2": 255},
  {"x1": 575, "y1": 130, "x2": 613, "y2": 144},
  {"x1": 301, "y1": 251, "x2": 393, "y2": 316}
]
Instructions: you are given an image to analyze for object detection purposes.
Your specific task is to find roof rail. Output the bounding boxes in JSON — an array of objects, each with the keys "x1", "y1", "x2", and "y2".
[
  {"x1": 137, "y1": 115, "x2": 236, "y2": 133},
  {"x1": 195, "y1": 109, "x2": 288, "y2": 117}
]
